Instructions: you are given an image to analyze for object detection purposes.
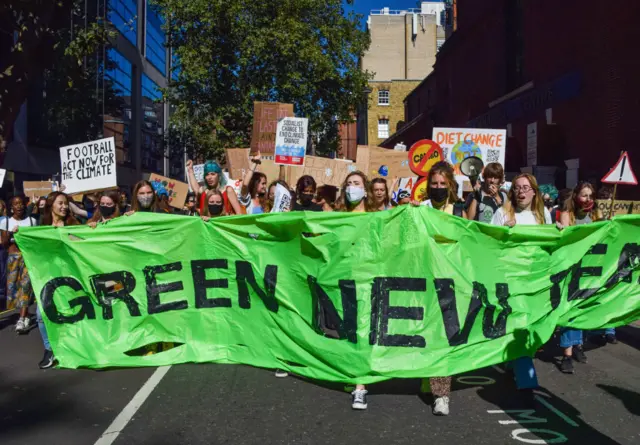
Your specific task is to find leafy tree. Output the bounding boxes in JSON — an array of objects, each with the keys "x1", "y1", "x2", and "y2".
[
  {"x1": 0, "y1": 1, "x2": 114, "y2": 161},
  {"x1": 154, "y1": 0, "x2": 372, "y2": 159}
]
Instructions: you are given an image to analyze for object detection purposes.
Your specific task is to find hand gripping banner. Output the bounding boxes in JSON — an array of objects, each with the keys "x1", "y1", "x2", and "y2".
[{"x1": 16, "y1": 209, "x2": 640, "y2": 384}]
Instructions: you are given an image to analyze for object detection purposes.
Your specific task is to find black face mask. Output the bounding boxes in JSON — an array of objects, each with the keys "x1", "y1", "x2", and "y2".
[
  {"x1": 429, "y1": 187, "x2": 449, "y2": 203},
  {"x1": 100, "y1": 205, "x2": 116, "y2": 218},
  {"x1": 300, "y1": 193, "x2": 314, "y2": 205},
  {"x1": 208, "y1": 204, "x2": 223, "y2": 216}
]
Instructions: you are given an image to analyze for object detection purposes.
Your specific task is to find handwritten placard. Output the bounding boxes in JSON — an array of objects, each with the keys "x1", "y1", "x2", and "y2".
[
  {"x1": 250, "y1": 102, "x2": 294, "y2": 156},
  {"x1": 60, "y1": 137, "x2": 117, "y2": 194},
  {"x1": 149, "y1": 173, "x2": 189, "y2": 209}
]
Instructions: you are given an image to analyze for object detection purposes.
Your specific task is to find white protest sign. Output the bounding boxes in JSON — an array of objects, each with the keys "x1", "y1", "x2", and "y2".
[
  {"x1": 275, "y1": 117, "x2": 308, "y2": 166},
  {"x1": 193, "y1": 164, "x2": 205, "y2": 183},
  {"x1": 0, "y1": 169, "x2": 6, "y2": 187},
  {"x1": 60, "y1": 137, "x2": 117, "y2": 194},
  {"x1": 433, "y1": 128, "x2": 507, "y2": 195},
  {"x1": 270, "y1": 183, "x2": 292, "y2": 213}
]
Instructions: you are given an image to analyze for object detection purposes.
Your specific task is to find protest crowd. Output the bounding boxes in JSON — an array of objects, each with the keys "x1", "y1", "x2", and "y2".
[{"x1": 0, "y1": 148, "x2": 622, "y2": 418}]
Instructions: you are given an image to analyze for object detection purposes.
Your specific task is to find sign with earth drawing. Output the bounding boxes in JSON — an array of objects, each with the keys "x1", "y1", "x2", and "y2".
[{"x1": 432, "y1": 128, "x2": 507, "y2": 176}]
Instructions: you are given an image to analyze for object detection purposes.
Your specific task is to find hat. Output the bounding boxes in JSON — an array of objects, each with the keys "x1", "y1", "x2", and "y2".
[{"x1": 397, "y1": 189, "x2": 411, "y2": 200}]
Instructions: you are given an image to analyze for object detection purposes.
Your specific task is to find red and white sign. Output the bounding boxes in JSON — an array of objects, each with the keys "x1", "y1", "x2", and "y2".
[
  {"x1": 601, "y1": 151, "x2": 637, "y2": 185},
  {"x1": 274, "y1": 117, "x2": 308, "y2": 166}
]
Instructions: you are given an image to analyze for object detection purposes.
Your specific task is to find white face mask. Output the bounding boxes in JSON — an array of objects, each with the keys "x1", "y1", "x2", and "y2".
[
  {"x1": 346, "y1": 186, "x2": 365, "y2": 204},
  {"x1": 138, "y1": 195, "x2": 154, "y2": 208}
]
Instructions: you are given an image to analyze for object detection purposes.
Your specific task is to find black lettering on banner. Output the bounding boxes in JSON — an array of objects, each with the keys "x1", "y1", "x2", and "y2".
[
  {"x1": 308, "y1": 276, "x2": 357, "y2": 343},
  {"x1": 369, "y1": 277, "x2": 426, "y2": 348},
  {"x1": 90, "y1": 271, "x2": 140, "y2": 320},
  {"x1": 40, "y1": 277, "x2": 96, "y2": 324},
  {"x1": 476, "y1": 282, "x2": 512, "y2": 339},
  {"x1": 236, "y1": 261, "x2": 278, "y2": 313},
  {"x1": 191, "y1": 259, "x2": 232, "y2": 309},
  {"x1": 143, "y1": 262, "x2": 188, "y2": 314},
  {"x1": 549, "y1": 268, "x2": 571, "y2": 310},
  {"x1": 605, "y1": 243, "x2": 640, "y2": 288},
  {"x1": 568, "y1": 244, "x2": 607, "y2": 301},
  {"x1": 434, "y1": 278, "x2": 481, "y2": 346}
]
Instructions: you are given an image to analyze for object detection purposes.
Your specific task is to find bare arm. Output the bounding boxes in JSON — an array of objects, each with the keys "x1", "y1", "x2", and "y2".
[
  {"x1": 225, "y1": 187, "x2": 244, "y2": 215},
  {"x1": 242, "y1": 152, "x2": 260, "y2": 196},
  {"x1": 279, "y1": 165, "x2": 286, "y2": 181},
  {"x1": 185, "y1": 160, "x2": 201, "y2": 196},
  {"x1": 467, "y1": 198, "x2": 478, "y2": 221},
  {"x1": 559, "y1": 211, "x2": 571, "y2": 227},
  {"x1": 69, "y1": 201, "x2": 88, "y2": 219}
]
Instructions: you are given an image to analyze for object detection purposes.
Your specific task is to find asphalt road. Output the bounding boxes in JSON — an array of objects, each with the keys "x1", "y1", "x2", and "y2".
[{"x1": 2, "y1": 311, "x2": 639, "y2": 445}]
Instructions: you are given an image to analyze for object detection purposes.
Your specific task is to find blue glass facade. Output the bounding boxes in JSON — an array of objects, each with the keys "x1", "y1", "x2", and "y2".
[
  {"x1": 108, "y1": 0, "x2": 137, "y2": 45},
  {"x1": 105, "y1": 49, "x2": 133, "y2": 162},
  {"x1": 141, "y1": 74, "x2": 164, "y2": 173},
  {"x1": 146, "y1": 4, "x2": 167, "y2": 75}
]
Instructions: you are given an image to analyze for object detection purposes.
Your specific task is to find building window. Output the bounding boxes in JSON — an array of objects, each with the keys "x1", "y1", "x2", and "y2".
[
  {"x1": 141, "y1": 74, "x2": 165, "y2": 173},
  {"x1": 105, "y1": 48, "x2": 133, "y2": 164},
  {"x1": 378, "y1": 90, "x2": 390, "y2": 106},
  {"x1": 378, "y1": 119, "x2": 389, "y2": 139},
  {"x1": 108, "y1": 0, "x2": 137, "y2": 45},
  {"x1": 145, "y1": 2, "x2": 167, "y2": 75}
]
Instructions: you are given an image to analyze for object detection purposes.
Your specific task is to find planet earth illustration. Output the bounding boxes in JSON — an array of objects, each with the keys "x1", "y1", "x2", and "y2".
[{"x1": 450, "y1": 139, "x2": 482, "y2": 165}]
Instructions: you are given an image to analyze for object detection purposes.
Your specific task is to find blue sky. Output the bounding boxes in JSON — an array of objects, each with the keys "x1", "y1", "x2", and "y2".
[{"x1": 344, "y1": 0, "x2": 424, "y2": 28}]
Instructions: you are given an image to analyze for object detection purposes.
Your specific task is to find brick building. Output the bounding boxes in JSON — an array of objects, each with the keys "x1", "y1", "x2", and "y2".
[
  {"x1": 382, "y1": 0, "x2": 640, "y2": 199},
  {"x1": 357, "y1": 3, "x2": 444, "y2": 147}
]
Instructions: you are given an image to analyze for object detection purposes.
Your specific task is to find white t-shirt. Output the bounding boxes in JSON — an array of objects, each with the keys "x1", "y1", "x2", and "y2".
[
  {"x1": 491, "y1": 207, "x2": 552, "y2": 226},
  {"x1": 4, "y1": 216, "x2": 38, "y2": 231}
]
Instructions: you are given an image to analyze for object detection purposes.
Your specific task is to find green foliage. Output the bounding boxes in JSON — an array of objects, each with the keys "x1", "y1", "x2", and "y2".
[{"x1": 154, "y1": 0, "x2": 372, "y2": 159}]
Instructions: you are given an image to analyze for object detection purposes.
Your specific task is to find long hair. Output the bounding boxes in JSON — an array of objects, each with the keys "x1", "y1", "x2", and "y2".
[
  {"x1": 201, "y1": 189, "x2": 227, "y2": 217},
  {"x1": 247, "y1": 172, "x2": 267, "y2": 209},
  {"x1": 296, "y1": 175, "x2": 317, "y2": 197},
  {"x1": 370, "y1": 177, "x2": 390, "y2": 210},
  {"x1": 41, "y1": 192, "x2": 80, "y2": 226},
  {"x1": 89, "y1": 190, "x2": 122, "y2": 223},
  {"x1": 335, "y1": 171, "x2": 375, "y2": 212},
  {"x1": 426, "y1": 161, "x2": 460, "y2": 204},
  {"x1": 562, "y1": 181, "x2": 603, "y2": 224},
  {"x1": 503, "y1": 173, "x2": 546, "y2": 224},
  {"x1": 0, "y1": 199, "x2": 6, "y2": 217},
  {"x1": 131, "y1": 180, "x2": 159, "y2": 212}
]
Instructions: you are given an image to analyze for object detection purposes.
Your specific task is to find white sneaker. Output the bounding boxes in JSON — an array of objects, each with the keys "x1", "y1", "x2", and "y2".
[
  {"x1": 15, "y1": 317, "x2": 26, "y2": 333},
  {"x1": 433, "y1": 396, "x2": 450, "y2": 416},
  {"x1": 351, "y1": 389, "x2": 368, "y2": 410},
  {"x1": 274, "y1": 369, "x2": 289, "y2": 378}
]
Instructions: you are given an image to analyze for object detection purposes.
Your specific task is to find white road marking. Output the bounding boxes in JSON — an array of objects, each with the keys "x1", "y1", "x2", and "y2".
[{"x1": 94, "y1": 366, "x2": 171, "y2": 445}]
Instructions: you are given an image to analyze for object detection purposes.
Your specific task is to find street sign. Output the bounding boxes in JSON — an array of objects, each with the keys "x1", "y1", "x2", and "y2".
[{"x1": 601, "y1": 151, "x2": 637, "y2": 185}]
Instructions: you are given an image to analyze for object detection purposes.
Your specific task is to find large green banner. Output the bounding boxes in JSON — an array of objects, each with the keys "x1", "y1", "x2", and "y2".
[{"x1": 16, "y1": 208, "x2": 640, "y2": 384}]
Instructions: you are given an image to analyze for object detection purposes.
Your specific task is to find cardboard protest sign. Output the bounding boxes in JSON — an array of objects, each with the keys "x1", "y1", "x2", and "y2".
[
  {"x1": 408, "y1": 140, "x2": 444, "y2": 176},
  {"x1": 356, "y1": 145, "x2": 414, "y2": 180},
  {"x1": 596, "y1": 200, "x2": 640, "y2": 219},
  {"x1": 225, "y1": 148, "x2": 282, "y2": 184},
  {"x1": 149, "y1": 173, "x2": 189, "y2": 209},
  {"x1": 23, "y1": 181, "x2": 54, "y2": 199},
  {"x1": 275, "y1": 117, "x2": 308, "y2": 166},
  {"x1": 287, "y1": 156, "x2": 357, "y2": 188},
  {"x1": 59, "y1": 137, "x2": 117, "y2": 194},
  {"x1": 250, "y1": 102, "x2": 294, "y2": 156}
]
